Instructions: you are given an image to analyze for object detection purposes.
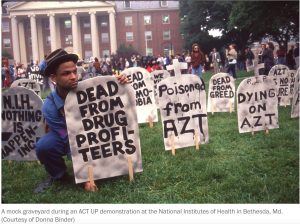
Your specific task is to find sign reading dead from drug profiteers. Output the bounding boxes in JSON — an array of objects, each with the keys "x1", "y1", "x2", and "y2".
[
  {"x1": 237, "y1": 76, "x2": 278, "y2": 133},
  {"x1": 64, "y1": 76, "x2": 142, "y2": 184},
  {"x1": 122, "y1": 67, "x2": 158, "y2": 124},
  {"x1": 2, "y1": 87, "x2": 44, "y2": 160},
  {"x1": 207, "y1": 73, "x2": 235, "y2": 112},
  {"x1": 157, "y1": 75, "x2": 208, "y2": 150},
  {"x1": 11, "y1": 78, "x2": 41, "y2": 96}
]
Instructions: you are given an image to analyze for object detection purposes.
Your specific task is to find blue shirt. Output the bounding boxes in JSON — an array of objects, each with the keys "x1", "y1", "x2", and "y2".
[{"x1": 42, "y1": 90, "x2": 68, "y2": 142}]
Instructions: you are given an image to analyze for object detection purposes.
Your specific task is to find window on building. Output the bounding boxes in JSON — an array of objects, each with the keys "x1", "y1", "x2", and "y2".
[
  {"x1": 64, "y1": 19, "x2": 71, "y2": 28},
  {"x1": 2, "y1": 22, "x2": 10, "y2": 32},
  {"x1": 144, "y1": 15, "x2": 151, "y2": 25},
  {"x1": 65, "y1": 35, "x2": 73, "y2": 45},
  {"x1": 83, "y1": 19, "x2": 90, "y2": 28},
  {"x1": 101, "y1": 21, "x2": 108, "y2": 27},
  {"x1": 160, "y1": 0, "x2": 168, "y2": 7},
  {"x1": 162, "y1": 15, "x2": 170, "y2": 24},
  {"x1": 46, "y1": 36, "x2": 51, "y2": 46},
  {"x1": 3, "y1": 38, "x2": 11, "y2": 48},
  {"x1": 145, "y1": 31, "x2": 152, "y2": 40},
  {"x1": 85, "y1": 50, "x2": 92, "y2": 60},
  {"x1": 126, "y1": 32, "x2": 133, "y2": 41},
  {"x1": 44, "y1": 20, "x2": 49, "y2": 29},
  {"x1": 125, "y1": 16, "x2": 133, "y2": 26},
  {"x1": 163, "y1": 30, "x2": 171, "y2": 40},
  {"x1": 146, "y1": 48, "x2": 153, "y2": 56},
  {"x1": 101, "y1": 33, "x2": 109, "y2": 43},
  {"x1": 84, "y1": 34, "x2": 91, "y2": 43},
  {"x1": 102, "y1": 50, "x2": 110, "y2": 58},
  {"x1": 124, "y1": 0, "x2": 131, "y2": 8}
]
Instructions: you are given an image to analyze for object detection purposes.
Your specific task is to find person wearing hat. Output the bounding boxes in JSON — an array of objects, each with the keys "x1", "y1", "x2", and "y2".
[{"x1": 34, "y1": 48, "x2": 128, "y2": 193}]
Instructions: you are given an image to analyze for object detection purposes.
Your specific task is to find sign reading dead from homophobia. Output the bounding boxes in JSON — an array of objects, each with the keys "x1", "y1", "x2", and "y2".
[
  {"x1": 207, "y1": 73, "x2": 235, "y2": 112},
  {"x1": 2, "y1": 87, "x2": 44, "y2": 160},
  {"x1": 64, "y1": 76, "x2": 142, "y2": 184},
  {"x1": 291, "y1": 69, "x2": 299, "y2": 118},
  {"x1": 11, "y1": 78, "x2": 41, "y2": 96},
  {"x1": 157, "y1": 75, "x2": 208, "y2": 150},
  {"x1": 237, "y1": 76, "x2": 278, "y2": 133},
  {"x1": 150, "y1": 70, "x2": 171, "y2": 105},
  {"x1": 268, "y1": 64, "x2": 290, "y2": 106},
  {"x1": 122, "y1": 67, "x2": 158, "y2": 124}
]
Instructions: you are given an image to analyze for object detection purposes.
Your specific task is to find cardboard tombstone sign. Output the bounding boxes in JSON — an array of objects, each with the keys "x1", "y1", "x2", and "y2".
[
  {"x1": 268, "y1": 64, "x2": 290, "y2": 106},
  {"x1": 289, "y1": 70, "x2": 297, "y2": 99},
  {"x1": 150, "y1": 69, "x2": 171, "y2": 105},
  {"x1": 2, "y1": 87, "x2": 44, "y2": 160},
  {"x1": 11, "y1": 78, "x2": 41, "y2": 96},
  {"x1": 207, "y1": 73, "x2": 235, "y2": 112},
  {"x1": 237, "y1": 76, "x2": 279, "y2": 133},
  {"x1": 157, "y1": 75, "x2": 208, "y2": 150},
  {"x1": 26, "y1": 64, "x2": 43, "y2": 85},
  {"x1": 64, "y1": 76, "x2": 142, "y2": 184},
  {"x1": 122, "y1": 67, "x2": 158, "y2": 124},
  {"x1": 291, "y1": 69, "x2": 299, "y2": 118}
]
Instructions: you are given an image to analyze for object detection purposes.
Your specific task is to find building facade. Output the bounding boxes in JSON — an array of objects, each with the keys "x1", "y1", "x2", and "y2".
[{"x1": 2, "y1": 1, "x2": 183, "y2": 64}]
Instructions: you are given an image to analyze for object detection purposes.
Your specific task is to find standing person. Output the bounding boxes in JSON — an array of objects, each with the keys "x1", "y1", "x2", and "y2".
[
  {"x1": 2, "y1": 57, "x2": 13, "y2": 88},
  {"x1": 34, "y1": 48, "x2": 128, "y2": 193},
  {"x1": 276, "y1": 46, "x2": 286, "y2": 65},
  {"x1": 294, "y1": 43, "x2": 299, "y2": 69},
  {"x1": 226, "y1": 44, "x2": 237, "y2": 79},
  {"x1": 210, "y1": 48, "x2": 221, "y2": 74},
  {"x1": 286, "y1": 45, "x2": 296, "y2": 69},
  {"x1": 190, "y1": 43, "x2": 205, "y2": 78},
  {"x1": 245, "y1": 47, "x2": 255, "y2": 70},
  {"x1": 262, "y1": 42, "x2": 275, "y2": 75}
]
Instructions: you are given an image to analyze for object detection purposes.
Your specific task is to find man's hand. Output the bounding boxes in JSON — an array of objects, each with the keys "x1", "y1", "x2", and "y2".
[{"x1": 115, "y1": 73, "x2": 129, "y2": 85}]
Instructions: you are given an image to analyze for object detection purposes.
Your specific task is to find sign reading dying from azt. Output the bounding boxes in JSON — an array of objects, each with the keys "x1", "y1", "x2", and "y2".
[
  {"x1": 207, "y1": 73, "x2": 235, "y2": 112},
  {"x1": 11, "y1": 78, "x2": 41, "y2": 96},
  {"x1": 2, "y1": 87, "x2": 44, "y2": 160},
  {"x1": 291, "y1": 69, "x2": 299, "y2": 118},
  {"x1": 64, "y1": 76, "x2": 142, "y2": 183},
  {"x1": 237, "y1": 76, "x2": 278, "y2": 133},
  {"x1": 157, "y1": 75, "x2": 208, "y2": 150},
  {"x1": 122, "y1": 67, "x2": 158, "y2": 124}
]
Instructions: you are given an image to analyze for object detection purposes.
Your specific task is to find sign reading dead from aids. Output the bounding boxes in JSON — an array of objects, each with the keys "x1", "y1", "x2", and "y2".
[
  {"x1": 11, "y1": 78, "x2": 41, "y2": 96},
  {"x1": 2, "y1": 87, "x2": 44, "y2": 160},
  {"x1": 207, "y1": 73, "x2": 235, "y2": 112},
  {"x1": 64, "y1": 76, "x2": 142, "y2": 184},
  {"x1": 122, "y1": 67, "x2": 158, "y2": 124},
  {"x1": 157, "y1": 75, "x2": 208, "y2": 150},
  {"x1": 237, "y1": 76, "x2": 278, "y2": 133},
  {"x1": 268, "y1": 64, "x2": 290, "y2": 106}
]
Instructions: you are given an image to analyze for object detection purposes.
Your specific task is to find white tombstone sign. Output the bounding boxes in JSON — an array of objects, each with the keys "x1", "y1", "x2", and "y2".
[
  {"x1": 11, "y1": 78, "x2": 42, "y2": 96},
  {"x1": 291, "y1": 69, "x2": 299, "y2": 118},
  {"x1": 268, "y1": 64, "x2": 290, "y2": 106},
  {"x1": 289, "y1": 70, "x2": 297, "y2": 99},
  {"x1": 150, "y1": 69, "x2": 171, "y2": 105},
  {"x1": 27, "y1": 64, "x2": 43, "y2": 85},
  {"x1": 122, "y1": 67, "x2": 158, "y2": 124},
  {"x1": 237, "y1": 76, "x2": 279, "y2": 133},
  {"x1": 64, "y1": 76, "x2": 142, "y2": 184},
  {"x1": 207, "y1": 73, "x2": 235, "y2": 112},
  {"x1": 2, "y1": 87, "x2": 44, "y2": 160},
  {"x1": 157, "y1": 75, "x2": 208, "y2": 150}
]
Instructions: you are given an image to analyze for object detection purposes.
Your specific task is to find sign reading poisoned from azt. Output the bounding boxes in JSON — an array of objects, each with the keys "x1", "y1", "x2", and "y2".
[
  {"x1": 207, "y1": 73, "x2": 235, "y2": 112},
  {"x1": 11, "y1": 78, "x2": 41, "y2": 96},
  {"x1": 150, "y1": 70, "x2": 171, "y2": 105},
  {"x1": 64, "y1": 76, "x2": 142, "y2": 184},
  {"x1": 122, "y1": 67, "x2": 158, "y2": 124},
  {"x1": 268, "y1": 64, "x2": 290, "y2": 106},
  {"x1": 157, "y1": 75, "x2": 208, "y2": 150},
  {"x1": 2, "y1": 87, "x2": 44, "y2": 160},
  {"x1": 237, "y1": 76, "x2": 279, "y2": 133}
]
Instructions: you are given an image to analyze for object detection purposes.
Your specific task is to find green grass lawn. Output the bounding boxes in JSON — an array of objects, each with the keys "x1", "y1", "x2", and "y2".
[{"x1": 1, "y1": 70, "x2": 299, "y2": 203}]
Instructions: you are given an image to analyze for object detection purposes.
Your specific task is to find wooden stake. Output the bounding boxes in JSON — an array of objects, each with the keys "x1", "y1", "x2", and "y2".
[
  {"x1": 148, "y1": 115, "x2": 154, "y2": 128},
  {"x1": 265, "y1": 127, "x2": 269, "y2": 134},
  {"x1": 194, "y1": 129, "x2": 199, "y2": 150},
  {"x1": 85, "y1": 165, "x2": 98, "y2": 192},
  {"x1": 229, "y1": 102, "x2": 232, "y2": 113},
  {"x1": 211, "y1": 104, "x2": 215, "y2": 115},
  {"x1": 168, "y1": 134, "x2": 176, "y2": 156},
  {"x1": 251, "y1": 128, "x2": 255, "y2": 135},
  {"x1": 127, "y1": 156, "x2": 134, "y2": 182}
]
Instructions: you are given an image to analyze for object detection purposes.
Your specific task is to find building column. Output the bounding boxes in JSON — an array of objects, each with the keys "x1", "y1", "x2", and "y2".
[
  {"x1": 37, "y1": 18, "x2": 44, "y2": 62},
  {"x1": 28, "y1": 14, "x2": 39, "y2": 61},
  {"x1": 18, "y1": 21, "x2": 27, "y2": 64},
  {"x1": 48, "y1": 12, "x2": 57, "y2": 52},
  {"x1": 70, "y1": 12, "x2": 79, "y2": 54},
  {"x1": 10, "y1": 15, "x2": 21, "y2": 63},
  {"x1": 108, "y1": 10, "x2": 117, "y2": 55},
  {"x1": 89, "y1": 10, "x2": 99, "y2": 58}
]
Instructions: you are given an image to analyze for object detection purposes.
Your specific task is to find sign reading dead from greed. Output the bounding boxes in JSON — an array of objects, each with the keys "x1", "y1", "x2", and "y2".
[
  {"x1": 122, "y1": 67, "x2": 158, "y2": 124},
  {"x1": 207, "y1": 73, "x2": 235, "y2": 112},
  {"x1": 268, "y1": 64, "x2": 290, "y2": 106},
  {"x1": 150, "y1": 69, "x2": 171, "y2": 105},
  {"x1": 237, "y1": 76, "x2": 278, "y2": 133},
  {"x1": 2, "y1": 87, "x2": 44, "y2": 160},
  {"x1": 64, "y1": 76, "x2": 142, "y2": 184},
  {"x1": 11, "y1": 78, "x2": 41, "y2": 96},
  {"x1": 157, "y1": 75, "x2": 208, "y2": 150},
  {"x1": 291, "y1": 69, "x2": 299, "y2": 118}
]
